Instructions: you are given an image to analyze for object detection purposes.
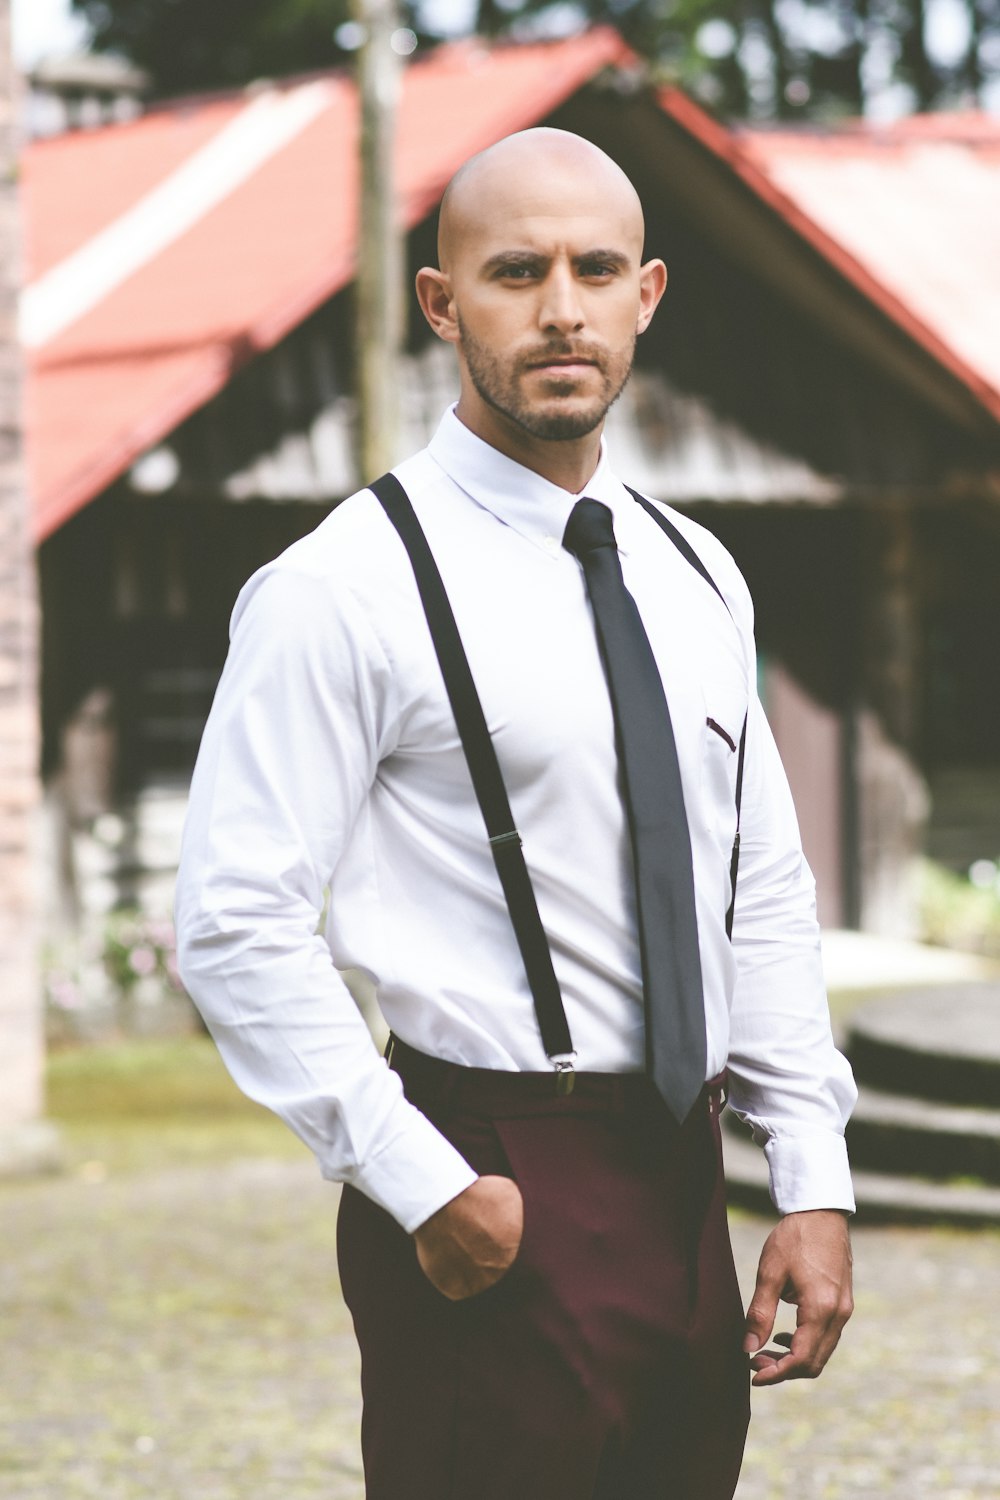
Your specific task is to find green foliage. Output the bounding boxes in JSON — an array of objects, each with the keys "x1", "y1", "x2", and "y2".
[
  {"x1": 46, "y1": 1034, "x2": 306, "y2": 1173},
  {"x1": 44, "y1": 909, "x2": 188, "y2": 1041},
  {"x1": 71, "y1": 0, "x2": 354, "y2": 96},
  {"x1": 918, "y1": 858, "x2": 1000, "y2": 958},
  {"x1": 70, "y1": 0, "x2": 1000, "y2": 119},
  {"x1": 101, "y1": 909, "x2": 184, "y2": 997}
]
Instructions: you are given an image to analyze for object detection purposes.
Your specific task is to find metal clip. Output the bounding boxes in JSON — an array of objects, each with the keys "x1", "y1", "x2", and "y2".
[
  {"x1": 489, "y1": 829, "x2": 523, "y2": 851},
  {"x1": 553, "y1": 1057, "x2": 576, "y2": 1097}
]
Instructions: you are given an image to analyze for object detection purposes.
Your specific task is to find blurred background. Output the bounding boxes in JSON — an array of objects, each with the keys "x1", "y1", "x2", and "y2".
[
  {"x1": 5, "y1": 0, "x2": 1000, "y2": 1049},
  {"x1": 2, "y1": 4, "x2": 1000, "y2": 1497}
]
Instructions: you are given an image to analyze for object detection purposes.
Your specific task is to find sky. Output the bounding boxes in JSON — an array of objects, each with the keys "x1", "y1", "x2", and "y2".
[
  {"x1": 12, "y1": 0, "x2": 992, "y2": 113},
  {"x1": 12, "y1": 0, "x2": 89, "y2": 68},
  {"x1": 10, "y1": 0, "x2": 483, "y2": 69}
]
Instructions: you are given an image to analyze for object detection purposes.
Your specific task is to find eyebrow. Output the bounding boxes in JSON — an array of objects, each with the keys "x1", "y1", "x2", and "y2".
[{"x1": 480, "y1": 248, "x2": 633, "y2": 275}]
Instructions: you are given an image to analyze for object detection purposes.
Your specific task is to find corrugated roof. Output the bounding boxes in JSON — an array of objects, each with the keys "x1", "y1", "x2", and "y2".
[
  {"x1": 23, "y1": 30, "x2": 628, "y2": 540},
  {"x1": 657, "y1": 90, "x2": 1000, "y2": 430},
  {"x1": 737, "y1": 112, "x2": 1000, "y2": 416},
  {"x1": 23, "y1": 39, "x2": 1000, "y2": 541}
]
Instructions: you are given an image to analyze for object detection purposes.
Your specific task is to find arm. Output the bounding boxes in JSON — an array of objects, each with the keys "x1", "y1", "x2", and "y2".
[
  {"x1": 743, "y1": 1208, "x2": 854, "y2": 1385},
  {"x1": 727, "y1": 694, "x2": 858, "y2": 1381},
  {"x1": 175, "y1": 560, "x2": 477, "y2": 1232},
  {"x1": 414, "y1": 1176, "x2": 524, "y2": 1299},
  {"x1": 727, "y1": 694, "x2": 857, "y2": 1213}
]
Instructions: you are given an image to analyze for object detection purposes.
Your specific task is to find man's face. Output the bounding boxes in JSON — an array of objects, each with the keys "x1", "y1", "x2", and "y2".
[
  {"x1": 442, "y1": 174, "x2": 657, "y2": 445},
  {"x1": 454, "y1": 241, "x2": 639, "y2": 442}
]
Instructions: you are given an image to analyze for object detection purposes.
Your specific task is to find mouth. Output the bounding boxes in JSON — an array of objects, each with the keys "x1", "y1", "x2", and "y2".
[{"x1": 527, "y1": 358, "x2": 598, "y2": 377}]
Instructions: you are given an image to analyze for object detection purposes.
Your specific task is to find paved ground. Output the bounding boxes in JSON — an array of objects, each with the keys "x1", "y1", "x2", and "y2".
[
  {"x1": 820, "y1": 928, "x2": 1000, "y2": 996},
  {"x1": 3, "y1": 1152, "x2": 999, "y2": 1500}
]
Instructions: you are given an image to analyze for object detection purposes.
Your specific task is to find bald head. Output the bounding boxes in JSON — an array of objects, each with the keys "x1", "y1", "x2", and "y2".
[
  {"x1": 438, "y1": 129, "x2": 645, "y2": 270},
  {"x1": 415, "y1": 127, "x2": 666, "y2": 482}
]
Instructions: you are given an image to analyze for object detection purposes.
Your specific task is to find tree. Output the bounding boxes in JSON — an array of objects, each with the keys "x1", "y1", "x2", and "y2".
[
  {"x1": 352, "y1": 0, "x2": 404, "y2": 478},
  {"x1": 68, "y1": 0, "x2": 1000, "y2": 126},
  {"x1": 70, "y1": 0, "x2": 355, "y2": 98},
  {"x1": 0, "y1": 0, "x2": 57, "y2": 1174}
]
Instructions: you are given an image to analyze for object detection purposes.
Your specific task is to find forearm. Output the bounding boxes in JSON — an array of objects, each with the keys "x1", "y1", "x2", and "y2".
[
  {"x1": 725, "y1": 700, "x2": 857, "y2": 1214},
  {"x1": 726, "y1": 948, "x2": 857, "y2": 1214},
  {"x1": 175, "y1": 560, "x2": 478, "y2": 1230},
  {"x1": 177, "y1": 885, "x2": 478, "y2": 1228}
]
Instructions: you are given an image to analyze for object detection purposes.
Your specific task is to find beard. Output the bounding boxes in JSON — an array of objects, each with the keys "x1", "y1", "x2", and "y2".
[{"x1": 457, "y1": 318, "x2": 635, "y2": 441}]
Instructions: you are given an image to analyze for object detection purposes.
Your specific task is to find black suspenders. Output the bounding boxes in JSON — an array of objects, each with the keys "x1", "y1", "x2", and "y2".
[
  {"x1": 370, "y1": 471, "x2": 748, "y2": 1076},
  {"x1": 370, "y1": 472, "x2": 574, "y2": 1074}
]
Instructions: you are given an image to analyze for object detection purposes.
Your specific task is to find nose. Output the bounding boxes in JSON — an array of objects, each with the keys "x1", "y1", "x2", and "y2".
[{"x1": 538, "y1": 265, "x2": 584, "y2": 336}]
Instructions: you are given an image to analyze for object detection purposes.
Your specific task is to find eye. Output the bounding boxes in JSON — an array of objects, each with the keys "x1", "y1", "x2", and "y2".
[
  {"x1": 579, "y1": 260, "x2": 618, "y2": 280},
  {"x1": 495, "y1": 263, "x2": 539, "y2": 281}
]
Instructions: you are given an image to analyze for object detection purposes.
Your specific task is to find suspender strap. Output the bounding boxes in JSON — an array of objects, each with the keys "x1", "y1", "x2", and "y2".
[
  {"x1": 728, "y1": 723, "x2": 747, "y2": 941},
  {"x1": 370, "y1": 471, "x2": 574, "y2": 1063},
  {"x1": 628, "y1": 489, "x2": 729, "y2": 607},
  {"x1": 626, "y1": 487, "x2": 748, "y2": 940}
]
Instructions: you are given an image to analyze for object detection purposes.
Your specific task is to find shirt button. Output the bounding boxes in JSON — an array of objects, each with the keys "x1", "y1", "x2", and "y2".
[{"x1": 543, "y1": 536, "x2": 561, "y2": 554}]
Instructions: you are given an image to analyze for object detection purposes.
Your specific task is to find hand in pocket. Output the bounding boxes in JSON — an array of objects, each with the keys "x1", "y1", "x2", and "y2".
[{"x1": 413, "y1": 1174, "x2": 524, "y2": 1301}]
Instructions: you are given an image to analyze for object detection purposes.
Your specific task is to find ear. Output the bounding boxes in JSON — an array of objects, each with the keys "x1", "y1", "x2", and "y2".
[
  {"x1": 636, "y1": 258, "x2": 668, "y2": 335},
  {"x1": 415, "y1": 266, "x2": 460, "y2": 344}
]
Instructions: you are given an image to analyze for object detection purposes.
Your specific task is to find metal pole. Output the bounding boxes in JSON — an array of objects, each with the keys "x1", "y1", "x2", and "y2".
[{"x1": 351, "y1": 0, "x2": 404, "y2": 482}]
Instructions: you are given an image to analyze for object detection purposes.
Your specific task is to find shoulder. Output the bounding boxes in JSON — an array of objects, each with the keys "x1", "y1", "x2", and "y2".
[
  {"x1": 230, "y1": 449, "x2": 441, "y2": 637},
  {"x1": 625, "y1": 489, "x2": 754, "y2": 635}
]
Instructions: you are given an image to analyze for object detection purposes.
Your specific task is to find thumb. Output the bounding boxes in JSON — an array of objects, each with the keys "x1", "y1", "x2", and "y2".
[{"x1": 743, "y1": 1250, "x2": 783, "y2": 1354}]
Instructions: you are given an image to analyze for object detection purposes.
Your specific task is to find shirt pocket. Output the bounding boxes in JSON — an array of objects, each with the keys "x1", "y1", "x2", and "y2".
[{"x1": 701, "y1": 684, "x2": 746, "y2": 853}]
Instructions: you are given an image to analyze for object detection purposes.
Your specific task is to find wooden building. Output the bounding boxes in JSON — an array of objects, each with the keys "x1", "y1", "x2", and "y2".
[{"x1": 22, "y1": 31, "x2": 1000, "y2": 946}]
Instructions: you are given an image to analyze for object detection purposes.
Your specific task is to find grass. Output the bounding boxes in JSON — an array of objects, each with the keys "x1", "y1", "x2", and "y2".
[
  {"x1": 45, "y1": 1034, "x2": 309, "y2": 1176},
  {"x1": 5, "y1": 1036, "x2": 361, "y2": 1500},
  {"x1": 5, "y1": 1033, "x2": 1000, "y2": 1499}
]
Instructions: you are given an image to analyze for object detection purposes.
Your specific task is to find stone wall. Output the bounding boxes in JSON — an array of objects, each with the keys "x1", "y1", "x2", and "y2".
[{"x1": 0, "y1": 5, "x2": 55, "y2": 1168}]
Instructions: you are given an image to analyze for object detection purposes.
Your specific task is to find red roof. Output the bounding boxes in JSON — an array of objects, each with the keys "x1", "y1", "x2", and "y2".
[
  {"x1": 23, "y1": 40, "x2": 1000, "y2": 541},
  {"x1": 737, "y1": 112, "x2": 1000, "y2": 419},
  {"x1": 23, "y1": 30, "x2": 629, "y2": 540}
]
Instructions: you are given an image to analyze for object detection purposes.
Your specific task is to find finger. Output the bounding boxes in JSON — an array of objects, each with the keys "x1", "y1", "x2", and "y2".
[
  {"x1": 751, "y1": 1309, "x2": 845, "y2": 1385},
  {"x1": 747, "y1": 1332, "x2": 793, "y2": 1364},
  {"x1": 742, "y1": 1250, "x2": 784, "y2": 1354}
]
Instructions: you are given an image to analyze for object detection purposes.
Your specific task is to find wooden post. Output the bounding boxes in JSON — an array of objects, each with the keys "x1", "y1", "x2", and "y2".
[
  {"x1": 0, "y1": 0, "x2": 59, "y2": 1173},
  {"x1": 351, "y1": 0, "x2": 405, "y2": 483},
  {"x1": 854, "y1": 501, "x2": 929, "y2": 936}
]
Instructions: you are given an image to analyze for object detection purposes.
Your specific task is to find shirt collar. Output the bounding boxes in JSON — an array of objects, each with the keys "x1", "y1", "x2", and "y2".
[{"x1": 426, "y1": 405, "x2": 636, "y2": 555}]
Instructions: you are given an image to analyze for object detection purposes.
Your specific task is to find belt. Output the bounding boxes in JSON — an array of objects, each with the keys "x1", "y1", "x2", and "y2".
[{"x1": 387, "y1": 1034, "x2": 727, "y2": 1120}]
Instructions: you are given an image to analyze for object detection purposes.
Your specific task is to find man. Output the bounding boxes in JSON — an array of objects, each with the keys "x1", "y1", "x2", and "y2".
[{"x1": 176, "y1": 128, "x2": 856, "y2": 1500}]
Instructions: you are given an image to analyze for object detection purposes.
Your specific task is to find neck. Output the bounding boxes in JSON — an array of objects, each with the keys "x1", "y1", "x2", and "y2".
[{"x1": 455, "y1": 396, "x2": 603, "y2": 495}]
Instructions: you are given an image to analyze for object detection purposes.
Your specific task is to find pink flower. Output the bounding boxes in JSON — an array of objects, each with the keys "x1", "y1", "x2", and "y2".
[
  {"x1": 129, "y1": 946, "x2": 157, "y2": 977},
  {"x1": 50, "y1": 977, "x2": 83, "y2": 1010}
]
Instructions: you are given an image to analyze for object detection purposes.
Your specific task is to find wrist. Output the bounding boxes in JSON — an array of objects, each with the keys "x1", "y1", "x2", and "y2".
[{"x1": 411, "y1": 1175, "x2": 482, "y2": 1240}]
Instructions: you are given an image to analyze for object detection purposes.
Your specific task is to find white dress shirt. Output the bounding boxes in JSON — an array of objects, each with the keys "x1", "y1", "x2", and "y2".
[{"x1": 175, "y1": 407, "x2": 857, "y2": 1231}]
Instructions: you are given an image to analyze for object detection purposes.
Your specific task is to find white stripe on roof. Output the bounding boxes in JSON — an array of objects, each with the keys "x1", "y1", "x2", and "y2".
[{"x1": 21, "y1": 80, "x2": 334, "y2": 349}]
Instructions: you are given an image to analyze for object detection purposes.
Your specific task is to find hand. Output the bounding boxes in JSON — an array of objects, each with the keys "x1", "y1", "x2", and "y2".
[
  {"x1": 743, "y1": 1209, "x2": 853, "y2": 1386},
  {"x1": 412, "y1": 1175, "x2": 524, "y2": 1301}
]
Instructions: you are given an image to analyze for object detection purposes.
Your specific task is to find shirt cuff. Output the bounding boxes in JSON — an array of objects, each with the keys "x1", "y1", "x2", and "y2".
[
  {"x1": 338, "y1": 1111, "x2": 480, "y2": 1234},
  {"x1": 764, "y1": 1132, "x2": 856, "y2": 1215}
]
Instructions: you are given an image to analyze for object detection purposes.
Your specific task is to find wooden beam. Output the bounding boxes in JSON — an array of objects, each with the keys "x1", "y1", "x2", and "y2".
[{"x1": 352, "y1": 0, "x2": 405, "y2": 482}]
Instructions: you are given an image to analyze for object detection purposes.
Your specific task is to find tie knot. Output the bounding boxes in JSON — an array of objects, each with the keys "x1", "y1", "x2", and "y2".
[{"x1": 562, "y1": 498, "x2": 617, "y2": 560}]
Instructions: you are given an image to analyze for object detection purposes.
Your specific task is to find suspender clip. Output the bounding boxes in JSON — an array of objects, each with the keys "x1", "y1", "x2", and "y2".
[
  {"x1": 489, "y1": 829, "x2": 522, "y2": 851},
  {"x1": 552, "y1": 1055, "x2": 577, "y2": 1097}
]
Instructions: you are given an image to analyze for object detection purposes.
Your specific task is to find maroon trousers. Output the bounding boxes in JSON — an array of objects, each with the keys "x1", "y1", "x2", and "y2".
[{"x1": 337, "y1": 1042, "x2": 750, "y2": 1500}]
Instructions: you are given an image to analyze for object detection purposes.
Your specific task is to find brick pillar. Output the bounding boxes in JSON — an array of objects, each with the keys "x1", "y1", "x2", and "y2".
[{"x1": 0, "y1": 3, "x2": 59, "y2": 1174}]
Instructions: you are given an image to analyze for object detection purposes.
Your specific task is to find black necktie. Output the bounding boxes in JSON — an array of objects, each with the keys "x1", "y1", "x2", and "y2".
[{"x1": 563, "y1": 498, "x2": 707, "y2": 1123}]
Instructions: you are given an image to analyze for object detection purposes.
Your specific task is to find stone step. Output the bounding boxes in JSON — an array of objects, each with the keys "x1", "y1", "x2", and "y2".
[
  {"x1": 722, "y1": 1127, "x2": 1000, "y2": 1227},
  {"x1": 847, "y1": 984, "x2": 1000, "y2": 1108},
  {"x1": 846, "y1": 1085, "x2": 1000, "y2": 1184}
]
